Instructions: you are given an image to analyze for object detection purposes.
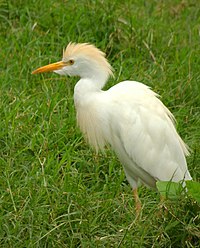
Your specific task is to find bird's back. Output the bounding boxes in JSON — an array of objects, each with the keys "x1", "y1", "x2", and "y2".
[{"x1": 99, "y1": 81, "x2": 192, "y2": 188}]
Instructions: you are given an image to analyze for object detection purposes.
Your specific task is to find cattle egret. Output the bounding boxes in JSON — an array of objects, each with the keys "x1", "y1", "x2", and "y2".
[{"x1": 32, "y1": 43, "x2": 192, "y2": 212}]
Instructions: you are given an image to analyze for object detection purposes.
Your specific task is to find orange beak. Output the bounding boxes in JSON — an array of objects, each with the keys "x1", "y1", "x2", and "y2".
[{"x1": 32, "y1": 61, "x2": 66, "y2": 74}]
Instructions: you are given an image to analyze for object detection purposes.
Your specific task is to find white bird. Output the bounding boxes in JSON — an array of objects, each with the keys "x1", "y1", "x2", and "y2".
[{"x1": 32, "y1": 42, "x2": 192, "y2": 212}]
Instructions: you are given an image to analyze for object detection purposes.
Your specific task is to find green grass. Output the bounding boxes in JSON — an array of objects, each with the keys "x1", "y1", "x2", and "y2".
[{"x1": 0, "y1": 0, "x2": 200, "y2": 247}]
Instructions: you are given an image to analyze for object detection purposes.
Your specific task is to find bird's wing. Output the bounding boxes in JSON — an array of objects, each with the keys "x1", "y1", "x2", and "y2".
[{"x1": 101, "y1": 81, "x2": 191, "y2": 184}]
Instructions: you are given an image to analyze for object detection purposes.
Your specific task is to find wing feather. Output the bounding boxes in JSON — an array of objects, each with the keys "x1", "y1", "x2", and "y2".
[{"x1": 101, "y1": 81, "x2": 192, "y2": 187}]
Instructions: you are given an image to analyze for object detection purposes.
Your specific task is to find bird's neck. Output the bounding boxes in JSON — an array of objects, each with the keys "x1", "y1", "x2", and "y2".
[{"x1": 74, "y1": 72, "x2": 108, "y2": 105}]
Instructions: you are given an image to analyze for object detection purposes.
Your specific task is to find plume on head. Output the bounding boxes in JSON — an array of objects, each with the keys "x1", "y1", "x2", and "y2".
[{"x1": 63, "y1": 42, "x2": 113, "y2": 78}]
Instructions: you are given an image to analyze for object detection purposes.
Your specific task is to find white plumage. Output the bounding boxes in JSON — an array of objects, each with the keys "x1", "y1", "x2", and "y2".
[{"x1": 32, "y1": 42, "x2": 192, "y2": 196}]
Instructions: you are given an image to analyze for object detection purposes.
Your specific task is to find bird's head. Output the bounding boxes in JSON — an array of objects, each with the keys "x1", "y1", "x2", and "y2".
[{"x1": 32, "y1": 42, "x2": 113, "y2": 80}]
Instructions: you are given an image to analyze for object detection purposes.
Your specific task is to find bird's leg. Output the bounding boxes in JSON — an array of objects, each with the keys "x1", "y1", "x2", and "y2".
[
  {"x1": 156, "y1": 195, "x2": 168, "y2": 218},
  {"x1": 133, "y1": 188, "x2": 141, "y2": 215}
]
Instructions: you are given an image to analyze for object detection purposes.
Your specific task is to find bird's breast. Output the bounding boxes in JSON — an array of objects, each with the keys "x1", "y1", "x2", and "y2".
[{"x1": 75, "y1": 100, "x2": 107, "y2": 152}]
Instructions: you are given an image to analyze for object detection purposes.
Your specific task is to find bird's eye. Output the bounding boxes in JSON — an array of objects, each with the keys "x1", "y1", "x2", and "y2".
[{"x1": 69, "y1": 59, "x2": 74, "y2": 65}]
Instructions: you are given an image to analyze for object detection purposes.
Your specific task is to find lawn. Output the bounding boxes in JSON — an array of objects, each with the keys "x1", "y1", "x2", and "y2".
[{"x1": 0, "y1": 0, "x2": 199, "y2": 247}]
